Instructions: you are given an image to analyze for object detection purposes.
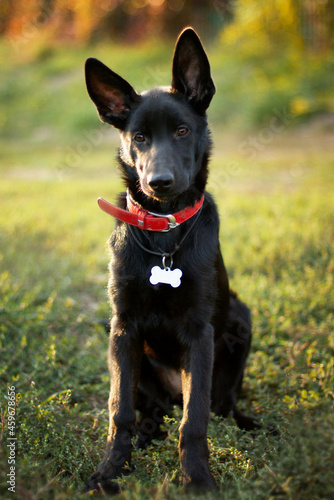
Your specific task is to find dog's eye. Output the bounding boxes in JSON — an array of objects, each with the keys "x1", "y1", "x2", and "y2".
[
  {"x1": 176, "y1": 126, "x2": 189, "y2": 137},
  {"x1": 134, "y1": 133, "x2": 145, "y2": 143}
]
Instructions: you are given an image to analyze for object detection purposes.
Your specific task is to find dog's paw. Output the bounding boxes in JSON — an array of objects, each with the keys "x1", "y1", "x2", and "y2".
[
  {"x1": 180, "y1": 470, "x2": 217, "y2": 492},
  {"x1": 233, "y1": 408, "x2": 262, "y2": 431},
  {"x1": 86, "y1": 471, "x2": 122, "y2": 496}
]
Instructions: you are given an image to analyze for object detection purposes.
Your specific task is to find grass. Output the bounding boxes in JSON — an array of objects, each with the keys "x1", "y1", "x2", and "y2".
[
  {"x1": 1, "y1": 126, "x2": 333, "y2": 499},
  {"x1": 1, "y1": 38, "x2": 334, "y2": 499}
]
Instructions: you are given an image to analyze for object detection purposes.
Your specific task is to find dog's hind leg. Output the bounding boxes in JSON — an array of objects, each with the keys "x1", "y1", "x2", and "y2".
[
  {"x1": 86, "y1": 316, "x2": 143, "y2": 495},
  {"x1": 211, "y1": 293, "x2": 260, "y2": 430},
  {"x1": 135, "y1": 356, "x2": 177, "y2": 449}
]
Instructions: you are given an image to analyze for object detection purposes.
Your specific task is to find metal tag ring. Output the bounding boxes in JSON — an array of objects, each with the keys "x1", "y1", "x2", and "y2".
[{"x1": 162, "y1": 255, "x2": 173, "y2": 270}]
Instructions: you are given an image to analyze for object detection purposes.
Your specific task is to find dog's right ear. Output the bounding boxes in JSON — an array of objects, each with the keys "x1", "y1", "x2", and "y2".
[{"x1": 85, "y1": 58, "x2": 141, "y2": 130}]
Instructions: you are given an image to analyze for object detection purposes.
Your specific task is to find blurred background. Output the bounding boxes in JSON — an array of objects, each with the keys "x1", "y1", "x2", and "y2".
[{"x1": 0, "y1": 0, "x2": 333, "y2": 178}]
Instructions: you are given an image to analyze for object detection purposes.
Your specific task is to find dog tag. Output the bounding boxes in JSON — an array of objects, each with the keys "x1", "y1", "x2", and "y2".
[{"x1": 149, "y1": 266, "x2": 182, "y2": 288}]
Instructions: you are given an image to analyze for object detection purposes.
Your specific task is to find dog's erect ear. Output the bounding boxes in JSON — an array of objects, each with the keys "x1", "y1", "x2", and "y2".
[
  {"x1": 85, "y1": 58, "x2": 141, "y2": 129},
  {"x1": 171, "y1": 28, "x2": 215, "y2": 113}
]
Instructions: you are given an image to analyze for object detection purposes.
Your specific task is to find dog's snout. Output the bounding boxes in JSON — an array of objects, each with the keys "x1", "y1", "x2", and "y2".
[{"x1": 148, "y1": 172, "x2": 175, "y2": 192}]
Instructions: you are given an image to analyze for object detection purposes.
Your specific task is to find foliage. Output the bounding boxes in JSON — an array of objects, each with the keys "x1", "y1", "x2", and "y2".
[
  {"x1": 1, "y1": 0, "x2": 334, "y2": 48},
  {"x1": 0, "y1": 0, "x2": 228, "y2": 43},
  {"x1": 222, "y1": 0, "x2": 303, "y2": 53}
]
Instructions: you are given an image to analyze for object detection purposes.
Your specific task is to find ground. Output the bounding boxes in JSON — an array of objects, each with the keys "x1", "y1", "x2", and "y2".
[{"x1": 1, "y1": 115, "x2": 333, "y2": 498}]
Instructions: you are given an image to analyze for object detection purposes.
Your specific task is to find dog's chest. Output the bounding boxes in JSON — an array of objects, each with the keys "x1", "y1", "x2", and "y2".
[{"x1": 108, "y1": 216, "x2": 218, "y2": 343}]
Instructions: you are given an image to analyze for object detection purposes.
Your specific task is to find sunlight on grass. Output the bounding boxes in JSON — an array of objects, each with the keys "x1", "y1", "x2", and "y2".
[{"x1": 1, "y1": 126, "x2": 333, "y2": 497}]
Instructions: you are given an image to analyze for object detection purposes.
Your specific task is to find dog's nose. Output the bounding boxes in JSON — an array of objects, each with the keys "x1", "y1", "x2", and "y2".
[{"x1": 148, "y1": 172, "x2": 175, "y2": 192}]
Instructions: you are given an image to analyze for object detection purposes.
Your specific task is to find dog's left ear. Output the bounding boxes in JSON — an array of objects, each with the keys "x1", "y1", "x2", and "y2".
[{"x1": 171, "y1": 28, "x2": 215, "y2": 113}]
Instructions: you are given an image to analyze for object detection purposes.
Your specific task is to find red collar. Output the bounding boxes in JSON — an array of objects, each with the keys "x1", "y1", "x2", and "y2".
[{"x1": 97, "y1": 192, "x2": 205, "y2": 232}]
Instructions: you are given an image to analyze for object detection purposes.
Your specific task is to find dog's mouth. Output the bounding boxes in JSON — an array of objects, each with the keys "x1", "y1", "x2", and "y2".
[{"x1": 141, "y1": 184, "x2": 181, "y2": 203}]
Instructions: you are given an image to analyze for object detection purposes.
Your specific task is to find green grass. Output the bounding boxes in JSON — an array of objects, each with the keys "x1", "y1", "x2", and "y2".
[
  {"x1": 1, "y1": 37, "x2": 334, "y2": 499},
  {"x1": 1, "y1": 125, "x2": 333, "y2": 498}
]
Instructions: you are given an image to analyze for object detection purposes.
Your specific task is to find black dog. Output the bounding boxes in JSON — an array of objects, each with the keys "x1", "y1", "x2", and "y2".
[{"x1": 85, "y1": 28, "x2": 257, "y2": 494}]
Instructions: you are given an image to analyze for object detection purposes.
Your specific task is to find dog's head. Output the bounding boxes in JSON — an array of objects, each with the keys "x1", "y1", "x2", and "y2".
[{"x1": 85, "y1": 28, "x2": 215, "y2": 202}]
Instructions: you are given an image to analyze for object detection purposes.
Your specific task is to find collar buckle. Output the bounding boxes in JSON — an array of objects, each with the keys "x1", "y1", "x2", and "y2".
[{"x1": 148, "y1": 211, "x2": 179, "y2": 232}]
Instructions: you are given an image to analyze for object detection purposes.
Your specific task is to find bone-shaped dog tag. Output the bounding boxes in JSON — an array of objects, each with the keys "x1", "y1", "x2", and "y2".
[{"x1": 149, "y1": 266, "x2": 182, "y2": 288}]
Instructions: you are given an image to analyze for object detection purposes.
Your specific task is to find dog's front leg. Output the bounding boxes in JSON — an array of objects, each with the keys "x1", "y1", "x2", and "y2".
[
  {"x1": 87, "y1": 316, "x2": 142, "y2": 495},
  {"x1": 179, "y1": 323, "x2": 217, "y2": 490}
]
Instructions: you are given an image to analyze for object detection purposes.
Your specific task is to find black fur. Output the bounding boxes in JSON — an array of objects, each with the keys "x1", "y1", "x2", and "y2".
[{"x1": 85, "y1": 28, "x2": 258, "y2": 494}]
